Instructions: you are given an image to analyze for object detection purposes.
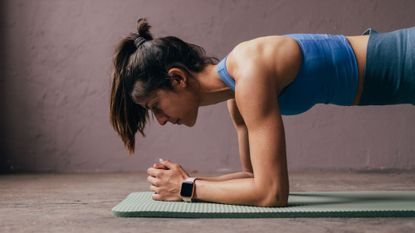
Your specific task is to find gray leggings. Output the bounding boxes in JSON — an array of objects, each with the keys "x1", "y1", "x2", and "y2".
[{"x1": 359, "y1": 27, "x2": 415, "y2": 106}]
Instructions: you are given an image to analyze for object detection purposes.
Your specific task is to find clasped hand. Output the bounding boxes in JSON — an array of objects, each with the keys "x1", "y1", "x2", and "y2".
[{"x1": 146, "y1": 159, "x2": 190, "y2": 201}]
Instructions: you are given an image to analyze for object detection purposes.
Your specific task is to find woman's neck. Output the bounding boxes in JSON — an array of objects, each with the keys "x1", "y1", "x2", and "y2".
[{"x1": 193, "y1": 64, "x2": 235, "y2": 106}]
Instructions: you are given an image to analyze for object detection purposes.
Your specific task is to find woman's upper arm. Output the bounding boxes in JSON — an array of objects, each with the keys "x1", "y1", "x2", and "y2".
[{"x1": 234, "y1": 62, "x2": 289, "y2": 206}]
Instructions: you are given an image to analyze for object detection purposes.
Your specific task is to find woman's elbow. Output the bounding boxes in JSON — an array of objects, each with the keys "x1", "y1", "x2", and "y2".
[{"x1": 257, "y1": 190, "x2": 288, "y2": 207}]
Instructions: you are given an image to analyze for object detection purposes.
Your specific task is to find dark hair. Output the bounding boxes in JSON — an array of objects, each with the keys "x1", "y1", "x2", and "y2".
[{"x1": 110, "y1": 18, "x2": 219, "y2": 154}]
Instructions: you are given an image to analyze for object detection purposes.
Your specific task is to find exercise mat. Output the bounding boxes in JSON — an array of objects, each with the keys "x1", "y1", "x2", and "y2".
[{"x1": 112, "y1": 191, "x2": 415, "y2": 218}]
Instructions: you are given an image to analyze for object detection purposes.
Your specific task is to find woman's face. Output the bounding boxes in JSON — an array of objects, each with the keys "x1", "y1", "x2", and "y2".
[{"x1": 136, "y1": 68, "x2": 200, "y2": 127}]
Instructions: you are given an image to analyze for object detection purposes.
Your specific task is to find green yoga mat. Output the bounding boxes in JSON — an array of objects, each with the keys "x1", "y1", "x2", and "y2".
[{"x1": 112, "y1": 191, "x2": 415, "y2": 218}]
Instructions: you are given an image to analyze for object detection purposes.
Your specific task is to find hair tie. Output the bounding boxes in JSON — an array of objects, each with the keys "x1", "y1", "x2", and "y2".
[{"x1": 134, "y1": 36, "x2": 146, "y2": 48}]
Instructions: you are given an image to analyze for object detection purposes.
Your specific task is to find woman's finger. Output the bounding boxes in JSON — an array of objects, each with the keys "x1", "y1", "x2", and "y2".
[
  {"x1": 147, "y1": 167, "x2": 161, "y2": 177},
  {"x1": 153, "y1": 162, "x2": 169, "y2": 170},
  {"x1": 147, "y1": 176, "x2": 159, "y2": 186},
  {"x1": 149, "y1": 184, "x2": 158, "y2": 193},
  {"x1": 152, "y1": 192, "x2": 161, "y2": 201},
  {"x1": 159, "y1": 159, "x2": 176, "y2": 170}
]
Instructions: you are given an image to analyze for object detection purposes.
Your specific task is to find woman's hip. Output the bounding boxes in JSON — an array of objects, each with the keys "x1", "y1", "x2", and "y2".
[{"x1": 359, "y1": 26, "x2": 415, "y2": 106}]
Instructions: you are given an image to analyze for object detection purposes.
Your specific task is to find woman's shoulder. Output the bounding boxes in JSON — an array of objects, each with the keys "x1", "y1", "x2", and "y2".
[
  {"x1": 227, "y1": 35, "x2": 301, "y2": 94},
  {"x1": 227, "y1": 36, "x2": 279, "y2": 81}
]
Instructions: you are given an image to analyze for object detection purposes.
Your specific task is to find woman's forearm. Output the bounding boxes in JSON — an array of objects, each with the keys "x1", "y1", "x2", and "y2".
[
  {"x1": 196, "y1": 171, "x2": 254, "y2": 182},
  {"x1": 193, "y1": 178, "x2": 285, "y2": 207}
]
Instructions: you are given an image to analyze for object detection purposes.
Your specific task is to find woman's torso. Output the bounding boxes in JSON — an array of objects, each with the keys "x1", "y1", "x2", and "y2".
[{"x1": 222, "y1": 34, "x2": 369, "y2": 113}]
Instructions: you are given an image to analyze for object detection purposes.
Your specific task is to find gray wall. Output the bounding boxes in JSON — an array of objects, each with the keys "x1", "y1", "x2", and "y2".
[{"x1": 1, "y1": 0, "x2": 414, "y2": 173}]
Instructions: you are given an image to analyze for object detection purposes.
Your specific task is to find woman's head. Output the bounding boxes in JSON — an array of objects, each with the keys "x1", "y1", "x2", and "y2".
[{"x1": 110, "y1": 18, "x2": 218, "y2": 154}]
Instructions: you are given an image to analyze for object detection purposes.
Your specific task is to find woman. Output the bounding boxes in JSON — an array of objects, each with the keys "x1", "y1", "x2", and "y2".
[{"x1": 110, "y1": 18, "x2": 415, "y2": 207}]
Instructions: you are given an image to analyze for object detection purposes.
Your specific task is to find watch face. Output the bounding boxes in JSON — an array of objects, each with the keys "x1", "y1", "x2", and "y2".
[{"x1": 180, "y1": 182, "x2": 193, "y2": 197}]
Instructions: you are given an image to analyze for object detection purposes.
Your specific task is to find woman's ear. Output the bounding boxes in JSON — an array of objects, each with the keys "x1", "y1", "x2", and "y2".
[{"x1": 167, "y1": 68, "x2": 188, "y2": 87}]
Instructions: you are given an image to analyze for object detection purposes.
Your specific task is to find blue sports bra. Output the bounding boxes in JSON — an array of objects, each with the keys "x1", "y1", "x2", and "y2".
[{"x1": 217, "y1": 34, "x2": 359, "y2": 115}]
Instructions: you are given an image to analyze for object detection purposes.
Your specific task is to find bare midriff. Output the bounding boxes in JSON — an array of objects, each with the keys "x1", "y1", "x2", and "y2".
[{"x1": 345, "y1": 35, "x2": 369, "y2": 106}]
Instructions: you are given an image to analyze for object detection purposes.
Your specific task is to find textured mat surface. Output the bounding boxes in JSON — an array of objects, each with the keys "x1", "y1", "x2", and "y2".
[{"x1": 112, "y1": 191, "x2": 415, "y2": 218}]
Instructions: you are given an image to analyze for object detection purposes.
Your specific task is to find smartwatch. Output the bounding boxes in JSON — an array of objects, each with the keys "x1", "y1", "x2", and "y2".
[{"x1": 180, "y1": 177, "x2": 198, "y2": 202}]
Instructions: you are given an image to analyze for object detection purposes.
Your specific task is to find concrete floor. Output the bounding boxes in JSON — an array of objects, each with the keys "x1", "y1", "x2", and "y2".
[{"x1": 1, "y1": 171, "x2": 415, "y2": 233}]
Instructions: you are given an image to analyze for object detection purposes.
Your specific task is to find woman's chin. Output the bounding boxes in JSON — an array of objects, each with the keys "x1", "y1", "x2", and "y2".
[
  {"x1": 186, "y1": 116, "x2": 197, "y2": 127},
  {"x1": 184, "y1": 111, "x2": 198, "y2": 127},
  {"x1": 182, "y1": 120, "x2": 194, "y2": 127}
]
